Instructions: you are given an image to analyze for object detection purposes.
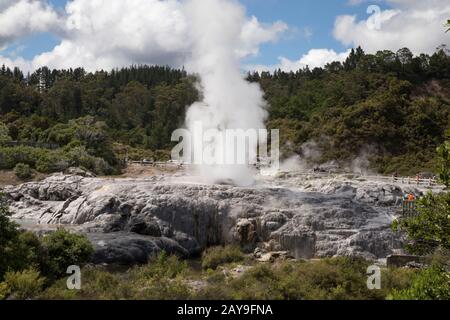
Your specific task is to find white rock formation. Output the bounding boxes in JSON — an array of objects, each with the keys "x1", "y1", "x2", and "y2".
[{"x1": 3, "y1": 171, "x2": 444, "y2": 264}]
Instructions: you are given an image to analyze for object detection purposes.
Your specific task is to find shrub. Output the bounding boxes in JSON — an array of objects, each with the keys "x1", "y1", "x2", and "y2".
[
  {"x1": 35, "y1": 152, "x2": 69, "y2": 173},
  {"x1": 41, "y1": 229, "x2": 94, "y2": 278},
  {"x1": 66, "y1": 146, "x2": 114, "y2": 175},
  {"x1": 389, "y1": 266, "x2": 450, "y2": 300},
  {"x1": 9, "y1": 231, "x2": 44, "y2": 274},
  {"x1": 392, "y1": 191, "x2": 450, "y2": 255},
  {"x1": 0, "y1": 194, "x2": 21, "y2": 280},
  {"x1": 201, "y1": 245, "x2": 244, "y2": 270},
  {"x1": 132, "y1": 251, "x2": 188, "y2": 280},
  {"x1": 0, "y1": 122, "x2": 12, "y2": 146},
  {"x1": 41, "y1": 254, "x2": 191, "y2": 300},
  {"x1": 38, "y1": 267, "x2": 125, "y2": 300},
  {"x1": 0, "y1": 281, "x2": 9, "y2": 300},
  {"x1": 196, "y1": 257, "x2": 414, "y2": 300},
  {"x1": 1, "y1": 269, "x2": 45, "y2": 300},
  {"x1": 136, "y1": 277, "x2": 191, "y2": 300},
  {"x1": 14, "y1": 163, "x2": 33, "y2": 180}
]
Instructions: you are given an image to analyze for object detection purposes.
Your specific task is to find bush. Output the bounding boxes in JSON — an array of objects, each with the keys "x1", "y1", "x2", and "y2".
[
  {"x1": 202, "y1": 245, "x2": 244, "y2": 270},
  {"x1": 35, "y1": 152, "x2": 69, "y2": 173},
  {"x1": 0, "y1": 122, "x2": 12, "y2": 146},
  {"x1": 132, "y1": 251, "x2": 188, "y2": 279},
  {"x1": 38, "y1": 267, "x2": 123, "y2": 300},
  {"x1": 1, "y1": 269, "x2": 45, "y2": 300},
  {"x1": 41, "y1": 229, "x2": 94, "y2": 278},
  {"x1": 0, "y1": 281, "x2": 9, "y2": 300},
  {"x1": 389, "y1": 266, "x2": 450, "y2": 300},
  {"x1": 136, "y1": 277, "x2": 191, "y2": 300},
  {"x1": 14, "y1": 163, "x2": 33, "y2": 180},
  {"x1": 0, "y1": 194, "x2": 21, "y2": 280},
  {"x1": 66, "y1": 146, "x2": 114, "y2": 175},
  {"x1": 392, "y1": 191, "x2": 450, "y2": 255},
  {"x1": 41, "y1": 253, "x2": 190, "y2": 300},
  {"x1": 196, "y1": 257, "x2": 414, "y2": 300}
]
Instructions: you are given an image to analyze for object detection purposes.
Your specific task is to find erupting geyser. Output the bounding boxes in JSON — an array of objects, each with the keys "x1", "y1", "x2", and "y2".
[{"x1": 183, "y1": 0, "x2": 269, "y2": 186}]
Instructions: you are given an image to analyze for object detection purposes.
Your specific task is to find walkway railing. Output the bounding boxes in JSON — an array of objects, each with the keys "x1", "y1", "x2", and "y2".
[
  {"x1": 124, "y1": 161, "x2": 441, "y2": 187},
  {"x1": 281, "y1": 171, "x2": 439, "y2": 187},
  {"x1": 402, "y1": 200, "x2": 418, "y2": 217},
  {"x1": 2, "y1": 141, "x2": 60, "y2": 149}
]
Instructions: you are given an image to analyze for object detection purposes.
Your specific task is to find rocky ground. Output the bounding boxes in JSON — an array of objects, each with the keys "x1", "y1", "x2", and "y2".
[{"x1": 2, "y1": 169, "x2": 445, "y2": 265}]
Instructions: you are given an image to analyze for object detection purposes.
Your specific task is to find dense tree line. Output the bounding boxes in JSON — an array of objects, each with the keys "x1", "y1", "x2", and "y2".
[
  {"x1": 0, "y1": 46, "x2": 449, "y2": 175},
  {"x1": 255, "y1": 46, "x2": 450, "y2": 174}
]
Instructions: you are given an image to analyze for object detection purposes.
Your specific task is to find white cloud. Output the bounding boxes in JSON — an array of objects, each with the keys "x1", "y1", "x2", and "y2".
[
  {"x1": 238, "y1": 16, "x2": 288, "y2": 57},
  {"x1": 0, "y1": 0, "x2": 287, "y2": 72},
  {"x1": 334, "y1": 0, "x2": 450, "y2": 55},
  {"x1": 0, "y1": 0, "x2": 61, "y2": 49},
  {"x1": 0, "y1": 55, "x2": 32, "y2": 73},
  {"x1": 247, "y1": 49, "x2": 351, "y2": 72}
]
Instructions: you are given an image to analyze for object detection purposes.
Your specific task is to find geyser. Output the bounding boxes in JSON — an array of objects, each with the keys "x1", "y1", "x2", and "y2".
[{"x1": 183, "y1": 0, "x2": 268, "y2": 186}]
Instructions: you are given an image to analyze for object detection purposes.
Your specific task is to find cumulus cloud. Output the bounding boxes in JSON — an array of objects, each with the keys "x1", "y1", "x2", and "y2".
[
  {"x1": 334, "y1": 0, "x2": 450, "y2": 55},
  {"x1": 34, "y1": 0, "x2": 190, "y2": 70},
  {"x1": 0, "y1": 54, "x2": 32, "y2": 73},
  {"x1": 238, "y1": 16, "x2": 288, "y2": 58},
  {"x1": 246, "y1": 48, "x2": 351, "y2": 72},
  {"x1": 0, "y1": 0, "x2": 287, "y2": 72},
  {"x1": 0, "y1": 0, "x2": 61, "y2": 49}
]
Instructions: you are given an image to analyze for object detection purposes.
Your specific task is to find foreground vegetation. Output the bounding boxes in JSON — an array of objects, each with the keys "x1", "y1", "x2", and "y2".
[
  {"x1": 0, "y1": 46, "x2": 449, "y2": 177},
  {"x1": 2, "y1": 248, "x2": 446, "y2": 301},
  {"x1": 1, "y1": 191, "x2": 449, "y2": 300},
  {"x1": 0, "y1": 193, "x2": 94, "y2": 299}
]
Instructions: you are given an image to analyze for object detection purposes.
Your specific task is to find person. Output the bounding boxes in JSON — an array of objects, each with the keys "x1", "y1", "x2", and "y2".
[{"x1": 408, "y1": 193, "x2": 415, "y2": 201}]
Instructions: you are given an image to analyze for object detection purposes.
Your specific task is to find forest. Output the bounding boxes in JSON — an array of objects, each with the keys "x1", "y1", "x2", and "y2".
[{"x1": 0, "y1": 46, "x2": 449, "y2": 176}]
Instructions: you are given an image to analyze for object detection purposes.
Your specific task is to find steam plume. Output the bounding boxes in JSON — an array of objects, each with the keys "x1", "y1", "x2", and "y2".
[{"x1": 184, "y1": 0, "x2": 268, "y2": 186}]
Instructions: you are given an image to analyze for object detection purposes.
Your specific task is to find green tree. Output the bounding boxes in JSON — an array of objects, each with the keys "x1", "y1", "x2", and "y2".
[
  {"x1": 0, "y1": 268, "x2": 46, "y2": 300},
  {"x1": 393, "y1": 191, "x2": 450, "y2": 255},
  {"x1": 0, "y1": 122, "x2": 11, "y2": 145},
  {"x1": 0, "y1": 193, "x2": 20, "y2": 280},
  {"x1": 14, "y1": 163, "x2": 33, "y2": 180},
  {"x1": 40, "y1": 229, "x2": 94, "y2": 278},
  {"x1": 389, "y1": 266, "x2": 450, "y2": 300},
  {"x1": 0, "y1": 195, "x2": 42, "y2": 280}
]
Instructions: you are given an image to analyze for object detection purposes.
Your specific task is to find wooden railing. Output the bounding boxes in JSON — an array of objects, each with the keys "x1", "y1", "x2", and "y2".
[
  {"x1": 127, "y1": 160, "x2": 183, "y2": 167},
  {"x1": 280, "y1": 171, "x2": 440, "y2": 187},
  {"x1": 402, "y1": 200, "x2": 418, "y2": 217},
  {"x1": 124, "y1": 162, "x2": 441, "y2": 187},
  {"x1": 2, "y1": 141, "x2": 60, "y2": 149}
]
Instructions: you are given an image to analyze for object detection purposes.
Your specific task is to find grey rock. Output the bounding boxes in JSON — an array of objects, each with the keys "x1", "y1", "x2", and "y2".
[
  {"x1": 87, "y1": 232, "x2": 189, "y2": 265},
  {"x1": 5, "y1": 172, "x2": 444, "y2": 265}
]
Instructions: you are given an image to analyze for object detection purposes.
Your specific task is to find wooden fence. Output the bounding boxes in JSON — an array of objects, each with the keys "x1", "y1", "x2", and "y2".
[
  {"x1": 3, "y1": 141, "x2": 60, "y2": 149},
  {"x1": 125, "y1": 161, "x2": 441, "y2": 187}
]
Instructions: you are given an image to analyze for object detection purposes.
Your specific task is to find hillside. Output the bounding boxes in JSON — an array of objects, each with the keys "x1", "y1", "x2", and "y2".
[{"x1": 0, "y1": 46, "x2": 449, "y2": 177}]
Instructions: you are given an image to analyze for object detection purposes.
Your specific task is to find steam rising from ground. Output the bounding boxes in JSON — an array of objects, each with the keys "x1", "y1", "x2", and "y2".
[
  {"x1": 277, "y1": 139, "x2": 374, "y2": 175},
  {"x1": 184, "y1": 0, "x2": 268, "y2": 186}
]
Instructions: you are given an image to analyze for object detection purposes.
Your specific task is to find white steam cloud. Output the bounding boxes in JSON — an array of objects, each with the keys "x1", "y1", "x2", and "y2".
[
  {"x1": 184, "y1": 0, "x2": 268, "y2": 186},
  {"x1": 0, "y1": 0, "x2": 287, "y2": 73}
]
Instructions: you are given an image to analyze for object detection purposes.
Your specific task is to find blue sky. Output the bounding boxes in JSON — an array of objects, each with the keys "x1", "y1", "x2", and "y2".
[
  {"x1": 240, "y1": 0, "x2": 388, "y2": 65},
  {"x1": 1, "y1": 0, "x2": 447, "y2": 72}
]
